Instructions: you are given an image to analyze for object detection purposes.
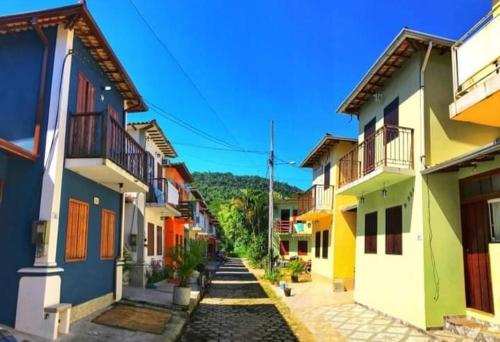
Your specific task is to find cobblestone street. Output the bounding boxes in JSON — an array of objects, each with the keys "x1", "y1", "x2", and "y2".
[{"x1": 180, "y1": 258, "x2": 298, "y2": 341}]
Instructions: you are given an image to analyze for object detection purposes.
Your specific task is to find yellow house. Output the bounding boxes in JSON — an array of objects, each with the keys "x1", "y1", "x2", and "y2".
[
  {"x1": 298, "y1": 134, "x2": 357, "y2": 290},
  {"x1": 336, "y1": 22, "x2": 500, "y2": 333}
]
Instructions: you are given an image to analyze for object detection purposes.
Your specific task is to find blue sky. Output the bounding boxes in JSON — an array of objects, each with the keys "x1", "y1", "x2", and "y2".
[{"x1": 0, "y1": 0, "x2": 490, "y2": 189}]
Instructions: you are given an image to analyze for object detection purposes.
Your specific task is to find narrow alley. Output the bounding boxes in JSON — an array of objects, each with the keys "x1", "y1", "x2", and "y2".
[{"x1": 180, "y1": 259, "x2": 298, "y2": 341}]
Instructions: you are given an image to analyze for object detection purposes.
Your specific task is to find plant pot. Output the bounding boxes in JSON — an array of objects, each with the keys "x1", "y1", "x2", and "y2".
[
  {"x1": 291, "y1": 275, "x2": 299, "y2": 283},
  {"x1": 173, "y1": 286, "x2": 191, "y2": 306},
  {"x1": 284, "y1": 288, "x2": 292, "y2": 297}
]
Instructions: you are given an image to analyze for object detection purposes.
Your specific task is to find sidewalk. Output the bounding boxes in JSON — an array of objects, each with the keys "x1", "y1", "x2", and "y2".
[{"x1": 271, "y1": 280, "x2": 474, "y2": 342}]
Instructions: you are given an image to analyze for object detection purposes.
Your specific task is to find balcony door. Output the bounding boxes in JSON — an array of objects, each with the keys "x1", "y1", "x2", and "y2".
[
  {"x1": 363, "y1": 118, "x2": 376, "y2": 174},
  {"x1": 75, "y1": 73, "x2": 95, "y2": 154}
]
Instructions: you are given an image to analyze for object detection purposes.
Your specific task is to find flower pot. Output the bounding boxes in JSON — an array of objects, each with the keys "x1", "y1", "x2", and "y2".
[
  {"x1": 284, "y1": 288, "x2": 292, "y2": 297},
  {"x1": 173, "y1": 286, "x2": 191, "y2": 306},
  {"x1": 291, "y1": 275, "x2": 299, "y2": 283}
]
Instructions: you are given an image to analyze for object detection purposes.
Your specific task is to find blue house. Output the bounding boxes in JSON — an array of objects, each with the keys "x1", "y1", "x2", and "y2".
[{"x1": 0, "y1": 3, "x2": 149, "y2": 339}]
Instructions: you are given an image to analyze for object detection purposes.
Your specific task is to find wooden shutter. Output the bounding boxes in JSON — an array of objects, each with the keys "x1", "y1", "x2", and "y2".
[
  {"x1": 147, "y1": 223, "x2": 155, "y2": 256},
  {"x1": 279, "y1": 240, "x2": 289, "y2": 255},
  {"x1": 100, "y1": 209, "x2": 116, "y2": 259},
  {"x1": 365, "y1": 212, "x2": 378, "y2": 254},
  {"x1": 322, "y1": 230, "x2": 329, "y2": 259},
  {"x1": 315, "y1": 231, "x2": 321, "y2": 258},
  {"x1": 298, "y1": 240, "x2": 308, "y2": 256},
  {"x1": 65, "y1": 199, "x2": 89, "y2": 262},
  {"x1": 157, "y1": 226, "x2": 163, "y2": 255},
  {"x1": 384, "y1": 97, "x2": 399, "y2": 142},
  {"x1": 385, "y1": 206, "x2": 402, "y2": 255},
  {"x1": 324, "y1": 162, "x2": 331, "y2": 188}
]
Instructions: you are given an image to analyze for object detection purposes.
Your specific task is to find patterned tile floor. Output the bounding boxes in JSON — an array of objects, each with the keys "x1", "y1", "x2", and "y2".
[{"x1": 272, "y1": 281, "x2": 474, "y2": 342}]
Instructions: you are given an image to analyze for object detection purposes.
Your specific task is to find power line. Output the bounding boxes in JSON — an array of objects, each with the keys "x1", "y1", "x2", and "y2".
[
  {"x1": 128, "y1": 0, "x2": 256, "y2": 161},
  {"x1": 172, "y1": 141, "x2": 267, "y2": 154}
]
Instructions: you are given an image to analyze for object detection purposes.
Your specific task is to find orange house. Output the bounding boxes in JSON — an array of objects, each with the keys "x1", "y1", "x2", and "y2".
[{"x1": 163, "y1": 162, "x2": 194, "y2": 264}]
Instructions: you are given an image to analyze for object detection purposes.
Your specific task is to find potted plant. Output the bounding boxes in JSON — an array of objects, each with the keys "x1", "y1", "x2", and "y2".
[
  {"x1": 284, "y1": 287, "x2": 292, "y2": 297},
  {"x1": 287, "y1": 259, "x2": 305, "y2": 283},
  {"x1": 171, "y1": 240, "x2": 204, "y2": 306},
  {"x1": 122, "y1": 247, "x2": 133, "y2": 286},
  {"x1": 264, "y1": 270, "x2": 282, "y2": 286}
]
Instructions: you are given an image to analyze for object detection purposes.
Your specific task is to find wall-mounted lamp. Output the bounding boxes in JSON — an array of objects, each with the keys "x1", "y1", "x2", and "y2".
[
  {"x1": 101, "y1": 85, "x2": 112, "y2": 91},
  {"x1": 382, "y1": 188, "x2": 388, "y2": 198},
  {"x1": 360, "y1": 196, "x2": 365, "y2": 204},
  {"x1": 373, "y1": 92, "x2": 384, "y2": 102}
]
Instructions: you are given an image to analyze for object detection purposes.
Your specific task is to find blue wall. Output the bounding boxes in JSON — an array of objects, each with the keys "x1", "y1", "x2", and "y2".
[
  {"x1": 0, "y1": 28, "x2": 56, "y2": 150},
  {"x1": 0, "y1": 27, "x2": 57, "y2": 326},
  {"x1": 55, "y1": 35, "x2": 126, "y2": 305},
  {"x1": 56, "y1": 170, "x2": 120, "y2": 305}
]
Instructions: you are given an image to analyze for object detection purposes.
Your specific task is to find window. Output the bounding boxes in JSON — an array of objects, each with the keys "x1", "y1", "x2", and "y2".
[
  {"x1": 324, "y1": 162, "x2": 331, "y2": 188},
  {"x1": 75, "y1": 73, "x2": 96, "y2": 154},
  {"x1": 100, "y1": 209, "x2": 116, "y2": 259},
  {"x1": 281, "y1": 209, "x2": 290, "y2": 221},
  {"x1": 365, "y1": 212, "x2": 377, "y2": 254},
  {"x1": 385, "y1": 206, "x2": 403, "y2": 254},
  {"x1": 65, "y1": 199, "x2": 89, "y2": 262},
  {"x1": 298, "y1": 240, "x2": 308, "y2": 256},
  {"x1": 384, "y1": 97, "x2": 399, "y2": 142},
  {"x1": 488, "y1": 199, "x2": 500, "y2": 242},
  {"x1": 147, "y1": 223, "x2": 155, "y2": 256},
  {"x1": 157, "y1": 226, "x2": 163, "y2": 255},
  {"x1": 322, "y1": 230, "x2": 329, "y2": 259},
  {"x1": 279, "y1": 240, "x2": 289, "y2": 255},
  {"x1": 315, "y1": 231, "x2": 321, "y2": 258}
]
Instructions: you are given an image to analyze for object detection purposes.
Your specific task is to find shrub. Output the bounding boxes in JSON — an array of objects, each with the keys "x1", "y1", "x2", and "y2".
[
  {"x1": 264, "y1": 270, "x2": 282, "y2": 283},
  {"x1": 287, "y1": 259, "x2": 305, "y2": 277}
]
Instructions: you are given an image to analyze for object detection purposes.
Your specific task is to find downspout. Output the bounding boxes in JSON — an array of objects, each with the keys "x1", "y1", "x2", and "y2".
[
  {"x1": 419, "y1": 42, "x2": 433, "y2": 169},
  {"x1": 32, "y1": 18, "x2": 50, "y2": 158}
]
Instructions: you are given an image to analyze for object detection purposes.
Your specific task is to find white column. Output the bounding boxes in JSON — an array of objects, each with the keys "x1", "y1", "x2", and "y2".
[
  {"x1": 16, "y1": 24, "x2": 73, "y2": 338},
  {"x1": 115, "y1": 186, "x2": 125, "y2": 301},
  {"x1": 35, "y1": 24, "x2": 74, "y2": 267}
]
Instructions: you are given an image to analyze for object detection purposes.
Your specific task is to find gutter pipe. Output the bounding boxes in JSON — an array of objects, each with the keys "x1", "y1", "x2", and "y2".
[{"x1": 420, "y1": 42, "x2": 433, "y2": 169}]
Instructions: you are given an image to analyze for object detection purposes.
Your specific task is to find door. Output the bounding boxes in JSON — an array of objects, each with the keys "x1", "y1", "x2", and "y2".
[
  {"x1": 363, "y1": 118, "x2": 376, "y2": 174},
  {"x1": 281, "y1": 209, "x2": 290, "y2": 221},
  {"x1": 461, "y1": 201, "x2": 494, "y2": 314}
]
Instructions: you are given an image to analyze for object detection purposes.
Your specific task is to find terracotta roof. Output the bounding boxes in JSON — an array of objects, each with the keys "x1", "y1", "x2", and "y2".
[
  {"x1": 169, "y1": 162, "x2": 193, "y2": 183},
  {"x1": 128, "y1": 120, "x2": 177, "y2": 158},
  {"x1": 0, "y1": 3, "x2": 147, "y2": 112},
  {"x1": 337, "y1": 29, "x2": 455, "y2": 115},
  {"x1": 300, "y1": 134, "x2": 357, "y2": 168}
]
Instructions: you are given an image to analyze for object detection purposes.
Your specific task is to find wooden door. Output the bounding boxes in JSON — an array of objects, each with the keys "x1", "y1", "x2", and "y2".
[
  {"x1": 461, "y1": 201, "x2": 494, "y2": 314},
  {"x1": 364, "y1": 118, "x2": 376, "y2": 174}
]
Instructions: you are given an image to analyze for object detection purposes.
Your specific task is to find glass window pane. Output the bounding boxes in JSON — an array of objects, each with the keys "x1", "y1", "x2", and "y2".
[
  {"x1": 489, "y1": 201, "x2": 500, "y2": 242},
  {"x1": 492, "y1": 174, "x2": 500, "y2": 192}
]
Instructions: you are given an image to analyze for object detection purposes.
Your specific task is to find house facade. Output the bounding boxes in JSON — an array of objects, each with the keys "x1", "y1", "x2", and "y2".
[
  {"x1": 0, "y1": 3, "x2": 149, "y2": 339},
  {"x1": 124, "y1": 120, "x2": 179, "y2": 287},
  {"x1": 337, "y1": 24, "x2": 500, "y2": 329},
  {"x1": 273, "y1": 198, "x2": 312, "y2": 260},
  {"x1": 298, "y1": 135, "x2": 357, "y2": 290}
]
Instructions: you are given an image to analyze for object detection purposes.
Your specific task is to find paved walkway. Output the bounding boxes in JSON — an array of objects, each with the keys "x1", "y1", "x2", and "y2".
[
  {"x1": 272, "y1": 279, "x2": 474, "y2": 342},
  {"x1": 180, "y1": 258, "x2": 298, "y2": 341}
]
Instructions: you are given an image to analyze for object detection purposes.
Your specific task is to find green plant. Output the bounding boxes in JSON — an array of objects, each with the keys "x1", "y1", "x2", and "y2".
[
  {"x1": 122, "y1": 247, "x2": 133, "y2": 273},
  {"x1": 171, "y1": 240, "x2": 206, "y2": 287},
  {"x1": 264, "y1": 270, "x2": 282, "y2": 284},
  {"x1": 287, "y1": 260, "x2": 305, "y2": 277}
]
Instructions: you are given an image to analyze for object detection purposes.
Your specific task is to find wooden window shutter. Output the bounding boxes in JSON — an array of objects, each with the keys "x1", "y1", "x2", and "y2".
[
  {"x1": 386, "y1": 205, "x2": 403, "y2": 255},
  {"x1": 324, "y1": 162, "x2": 331, "y2": 188},
  {"x1": 147, "y1": 223, "x2": 155, "y2": 256},
  {"x1": 65, "y1": 199, "x2": 89, "y2": 262},
  {"x1": 100, "y1": 209, "x2": 116, "y2": 259},
  {"x1": 384, "y1": 97, "x2": 399, "y2": 142},
  {"x1": 315, "y1": 231, "x2": 321, "y2": 258},
  {"x1": 157, "y1": 226, "x2": 163, "y2": 255},
  {"x1": 279, "y1": 240, "x2": 289, "y2": 255},
  {"x1": 298, "y1": 240, "x2": 308, "y2": 256},
  {"x1": 322, "y1": 230, "x2": 329, "y2": 259},
  {"x1": 364, "y1": 212, "x2": 378, "y2": 254}
]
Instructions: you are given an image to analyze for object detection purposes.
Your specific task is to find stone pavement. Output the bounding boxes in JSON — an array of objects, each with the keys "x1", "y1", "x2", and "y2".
[
  {"x1": 272, "y1": 279, "x2": 474, "y2": 342},
  {"x1": 180, "y1": 258, "x2": 298, "y2": 341}
]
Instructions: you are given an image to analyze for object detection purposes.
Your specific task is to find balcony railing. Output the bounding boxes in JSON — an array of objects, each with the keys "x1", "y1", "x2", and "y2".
[
  {"x1": 275, "y1": 220, "x2": 292, "y2": 234},
  {"x1": 298, "y1": 184, "x2": 334, "y2": 215},
  {"x1": 147, "y1": 178, "x2": 179, "y2": 206},
  {"x1": 67, "y1": 111, "x2": 147, "y2": 182},
  {"x1": 178, "y1": 201, "x2": 195, "y2": 219},
  {"x1": 452, "y1": 10, "x2": 499, "y2": 98},
  {"x1": 339, "y1": 125, "x2": 414, "y2": 188}
]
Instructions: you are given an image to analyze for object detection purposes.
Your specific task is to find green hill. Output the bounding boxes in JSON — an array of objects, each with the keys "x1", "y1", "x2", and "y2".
[{"x1": 192, "y1": 171, "x2": 301, "y2": 208}]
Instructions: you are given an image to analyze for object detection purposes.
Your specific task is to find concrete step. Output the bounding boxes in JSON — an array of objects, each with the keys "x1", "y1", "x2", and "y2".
[{"x1": 444, "y1": 316, "x2": 500, "y2": 341}]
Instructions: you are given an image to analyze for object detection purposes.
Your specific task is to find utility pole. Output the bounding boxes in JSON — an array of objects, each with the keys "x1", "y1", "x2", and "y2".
[{"x1": 268, "y1": 120, "x2": 274, "y2": 273}]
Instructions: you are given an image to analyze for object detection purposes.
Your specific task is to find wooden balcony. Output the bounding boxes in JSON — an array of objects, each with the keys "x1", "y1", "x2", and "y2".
[
  {"x1": 65, "y1": 112, "x2": 149, "y2": 192},
  {"x1": 338, "y1": 125, "x2": 414, "y2": 196},
  {"x1": 275, "y1": 220, "x2": 292, "y2": 234},
  {"x1": 178, "y1": 201, "x2": 195, "y2": 220},
  {"x1": 146, "y1": 178, "x2": 180, "y2": 216},
  {"x1": 297, "y1": 184, "x2": 334, "y2": 220}
]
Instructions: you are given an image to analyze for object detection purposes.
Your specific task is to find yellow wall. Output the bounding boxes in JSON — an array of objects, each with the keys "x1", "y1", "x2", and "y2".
[
  {"x1": 425, "y1": 50, "x2": 500, "y2": 166},
  {"x1": 310, "y1": 216, "x2": 333, "y2": 281},
  {"x1": 333, "y1": 194, "x2": 356, "y2": 288}
]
